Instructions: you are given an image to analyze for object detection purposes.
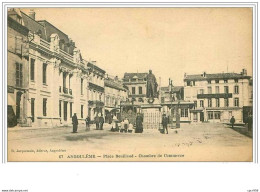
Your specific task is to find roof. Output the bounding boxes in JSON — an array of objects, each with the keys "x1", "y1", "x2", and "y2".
[
  {"x1": 105, "y1": 78, "x2": 127, "y2": 91},
  {"x1": 20, "y1": 11, "x2": 47, "y2": 41},
  {"x1": 184, "y1": 72, "x2": 251, "y2": 81},
  {"x1": 123, "y1": 73, "x2": 148, "y2": 80},
  {"x1": 87, "y1": 62, "x2": 106, "y2": 74},
  {"x1": 38, "y1": 20, "x2": 70, "y2": 43}
]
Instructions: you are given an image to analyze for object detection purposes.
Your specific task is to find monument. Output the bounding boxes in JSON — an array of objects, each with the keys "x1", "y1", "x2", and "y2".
[{"x1": 141, "y1": 70, "x2": 162, "y2": 129}]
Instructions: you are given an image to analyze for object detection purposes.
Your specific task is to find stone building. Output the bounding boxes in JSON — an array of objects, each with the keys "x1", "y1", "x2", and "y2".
[
  {"x1": 184, "y1": 69, "x2": 252, "y2": 123},
  {"x1": 160, "y1": 84, "x2": 193, "y2": 123},
  {"x1": 7, "y1": 8, "x2": 29, "y2": 127},
  {"x1": 122, "y1": 72, "x2": 148, "y2": 104},
  {"x1": 87, "y1": 61, "x2": 106, "y2": 122},
  {"x1": 7, "y1": 9, "x2": 107, "y2": 127},
  {"x1": 104, "y1": 75, "x2": 128, "y2": 122}
]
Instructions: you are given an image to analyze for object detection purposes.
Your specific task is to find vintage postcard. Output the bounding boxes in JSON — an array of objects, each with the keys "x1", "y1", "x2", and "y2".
[{"x1": 7, "y1": 7, "x2": 253, "y2": 162}]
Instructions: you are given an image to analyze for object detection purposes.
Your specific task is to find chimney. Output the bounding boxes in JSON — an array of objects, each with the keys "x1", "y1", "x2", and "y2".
[
  {"x1": 242, "y1": 68, "x2": 247, "y2": 76},
  {"x1": 29, "y1": 9, "x2": 35, "y2": 20},
  {"x1": 184, "y1": 73, "x2": 187, "y2": 78},
  {"x1": 203, "y1": 72, "x2": 206, "y2": 77}
]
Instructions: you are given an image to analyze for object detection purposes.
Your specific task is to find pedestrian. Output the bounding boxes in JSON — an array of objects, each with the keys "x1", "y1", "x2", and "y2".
[
  {"x1": 135, "y1": 113, "x2": 143, "y2": 133},
  {"x1": 99, "y1": 115, "x2": 104, "y2": 130},
  {"x1": 85, "y1": 116, "x2": 90, "y2": 131},
  {"x1": 123, "y1": 117, "x2": 129, "y2": 133},
  {"x1": 72, "y1": 113, "x2": 78, "y2": 133},
  {"x1": 230, "y1": 116, "x2": 235, "y2": 128},
  {"x1": 95, "y1": 115, "x2": 99, "y2": 130},
  {"x1": 162, "y1": 113, "x2": 168, "y2": 134}
]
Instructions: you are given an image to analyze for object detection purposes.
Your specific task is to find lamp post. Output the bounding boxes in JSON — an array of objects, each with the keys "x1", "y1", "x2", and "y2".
[{"x1": 169, "y1": 78, "x2": 180, "y2": 129}]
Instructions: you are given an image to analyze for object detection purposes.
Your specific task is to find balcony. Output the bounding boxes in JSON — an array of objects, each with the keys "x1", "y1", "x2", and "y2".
[
  {"x1": 63, "y1": 87, "x2": 68, "y2": 94},
  {"x1": 88, "y1": 100, "x2": 104, "y2": 107},
  {"x1": 197, "y1": 93, "x2": 232, "y2": 99}
]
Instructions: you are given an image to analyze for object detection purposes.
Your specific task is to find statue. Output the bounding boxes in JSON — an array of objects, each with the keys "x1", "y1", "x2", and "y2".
[{"x1": 146, "y1": 70, "x2": 158, "y2": 98}]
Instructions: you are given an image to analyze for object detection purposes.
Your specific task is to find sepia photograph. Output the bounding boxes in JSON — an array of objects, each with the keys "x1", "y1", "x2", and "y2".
[{"x1": 7, "y1": 7, "x2": 253, "y2": 162}]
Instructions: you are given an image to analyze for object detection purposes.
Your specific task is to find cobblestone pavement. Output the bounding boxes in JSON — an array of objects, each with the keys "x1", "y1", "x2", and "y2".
[{"x1": 7, "y1": 123, "x2": 252, "y2": 162}]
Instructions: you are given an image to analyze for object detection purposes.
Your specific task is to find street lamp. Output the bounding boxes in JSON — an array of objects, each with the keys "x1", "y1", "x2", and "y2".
[{"x1": 169, "y1": 78, "x2": 180, "y2": 129}]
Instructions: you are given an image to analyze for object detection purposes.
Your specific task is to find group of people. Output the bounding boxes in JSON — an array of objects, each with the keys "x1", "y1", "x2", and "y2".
[
  {"x1": 94, "y1": 115, "x2": 104, "y2": 130},
  {"x1": 72, "y1": 112, "x2": 170, "y2": 134},
  {"x1": 71, "y1": 113, "x2": 105, "y2": 133},
  {"x1": 110, "y1": 113, "x2": 144, "y2": 133}
]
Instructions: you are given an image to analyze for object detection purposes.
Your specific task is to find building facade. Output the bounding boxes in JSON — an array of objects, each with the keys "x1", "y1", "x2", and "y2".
[
  {"x1": 7, "y1": 9, "x2": 107, "y2": 128},
  {"x1": 7, "y1": 9, "x2": 29, "y2": 127},
  {"x1": 160, "y1": 84, "x2": 193, "y2": 123},
  {"x1": 184, "y1": 69, "x2": 252, "y2": 123},
  {"x1": 123, "y1": 73, "x2": 148, "y2": 104},
  {"x1": 104, "y1": 75, "x2": 128, "y2": 122},
  {"x1": 87, "y1": 62, "x2": 106, "y2": 122}
]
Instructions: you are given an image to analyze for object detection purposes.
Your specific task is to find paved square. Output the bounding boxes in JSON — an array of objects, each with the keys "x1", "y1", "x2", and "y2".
[{"x1": 8, "y1": 123, "x2": 252, "y2": 162}]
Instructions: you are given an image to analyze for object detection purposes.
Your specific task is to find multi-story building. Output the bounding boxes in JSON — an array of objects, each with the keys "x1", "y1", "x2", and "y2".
[
  {"x1": 160, "y1": 84, "x2": 193, "y2": 123},
  {"x1": 122, "y1": 72, "x2": 148, "y2": 104},
  {"x1": 87, "y1": 61, "x2": 106, "y2": 122},
  {"x1": 184, "y1": 69, "x2": 252, "y2": 123},
  {"x1": 10, "y1": 9, "x2": 96, "y2": 127},
  {"x1": 104, "y1": 75, "x2": 128, "y2": 122},
  {"x1": 7, "y1": 8, "x2": 29, "y2": 127}
]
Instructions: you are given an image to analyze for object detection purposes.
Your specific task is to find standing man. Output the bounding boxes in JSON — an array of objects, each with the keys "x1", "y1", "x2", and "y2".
[
  {"x1": 85, "y1": 116, "x2": 90, "y2": 131},
  {"x1": 95, "y1": 114, "x2": 99, "y2": 130},
  {"x1": 162, "y1": 113, "x2": 168, "y2": 134},
  {"x1": 99, "y1": 115, "x2": 104, "y2": 130},
  {"x1": 230, "y1": 116, "x2": 235, "y2": 128},
  {"x1": 72, "y1": 113, "x2": 78, "y2": 133}
]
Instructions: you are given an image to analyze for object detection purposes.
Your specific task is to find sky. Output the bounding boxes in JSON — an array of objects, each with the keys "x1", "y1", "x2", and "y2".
[{"x1": 21, "y1": 8, "x2": 253, "y2": 86}]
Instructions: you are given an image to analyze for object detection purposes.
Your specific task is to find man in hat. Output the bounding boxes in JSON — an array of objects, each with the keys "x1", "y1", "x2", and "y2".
[
  {"x1": 72, "y1": 113, "x2": 78, "y2": 133},
  {"x1": 162, "y1": 113, "x2": 168, "y2": 134}
]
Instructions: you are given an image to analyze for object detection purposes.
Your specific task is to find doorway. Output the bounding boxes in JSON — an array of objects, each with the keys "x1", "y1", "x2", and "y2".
[{"x1": 200, "y1": 112, "x2": 204, "y2": 122}]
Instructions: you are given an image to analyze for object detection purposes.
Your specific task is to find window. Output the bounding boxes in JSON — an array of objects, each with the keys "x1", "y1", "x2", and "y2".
[
  {"x1": 43, "y1": 98, "x2": 47, "y2": 116},
  {"x1": 208, "y1": 98, "x2": 212, "y2": 107},
  {"x1": 234, "y1": 98, "x2": 239, "y2": 107},
  {"x1": 199, "y1": 89, "x2": 204, "y2": 94},
  {"x1": 59, "y1": 100, "x2": 61, "y2": 117},
  {"x1": 215, "y1": 98, "x2": 220, "y2": 107},
  {"x1": 193, "y1": 81, "x2": 196, "y2": 86},
  {"x1": 235, "y1": 79, "x2": 238, "y2": 83},
  {"x1": 16, "y1": 63, "x2": 23, "y2": 87},
  {"x1": 214, "y1": 111, "x2": 220, "y2": 119},
  {"x1": 70, "y1": 102, "x2": 73, "y2": 118},
  {"x1": 42, "y1": 63, "x2": 47, "y2": 84},
  {"x1": 193, "y1": 112, "x2": 198, "y2": 121},
  {"x1": 208, "y1": 87, "x2": 212, "y2": 94},
  {"x1": 81, "y1": 78, "x2": 83, "y2": 95},
  {"x1": 194, "y1": 101, "x2": 197, "y2": 108},
  {"x1": 30, "y1": 58, "x2": 35, "y2": 81},
  {"x1": 132, "y1": 87, "x2": 136, "y2": 95},
  {"x1": 31, "y1": 98, "x2": 35, "y2": 122},
  {"x1": 200, "y1": 100, "x2": 204, "y2": 107},
  {"x1": 99, "y1": 94, "x2": 102, "y2": 101},
  {"x1": 224, "y1": 79, "x2": 228, "y2": 83},
  {"x1": 161, "y1": 97, "x2": 165, "y2": 103},
  {"x1": 234, "y1": 86, "x2": 239, "y2": 94},
  {"x1": 139, "y1": 87, "x2": 143, "y2": 95},
  {"x1": 181, "y1": 108, "x2": 188, "y2": 117},
  {"x1": 224, "y1": 86, "x2": 229, "y2": 94},
  {"x1": 224, "y1": 98, "x2": 229, "y2": 107},
  {"x1": 215, "y1": 86, "x2": 219, "y2": 94},
  {"x1": 215, "y1": 80, "x2": 219, "y2": 84},
  {"x1": 81, "y1": 105, "x2": 84, "y2": 118},
  {"x1": 187, "y1": 81, "x2": 191, "y2": 86},
  {"x1": 208, "y1": 111, "x2": 213, "y2": 119},
  {"x1": 208, "y1": 80, "x2": 211, "y2": 84}
]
